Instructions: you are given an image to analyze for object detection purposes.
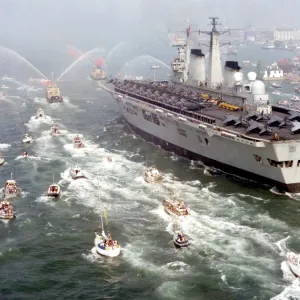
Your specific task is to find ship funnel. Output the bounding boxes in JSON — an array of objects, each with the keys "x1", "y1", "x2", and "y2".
[
  {"x1": 188, "y1": 49, "x2": 206, "y2": 85},
  {"x1": 224, "y1": 61, "x2": 241, "y2": 88}
]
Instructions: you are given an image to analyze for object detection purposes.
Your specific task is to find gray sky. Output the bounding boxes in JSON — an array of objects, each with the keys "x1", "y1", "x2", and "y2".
[{"x1": 0, "y1": 0, "x2": 299, "y2": 50}]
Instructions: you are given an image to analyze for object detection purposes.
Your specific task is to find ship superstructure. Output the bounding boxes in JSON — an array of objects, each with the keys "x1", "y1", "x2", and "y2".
[{"x1": 103, "y1": 17, "x2": 300, "y2": 193}]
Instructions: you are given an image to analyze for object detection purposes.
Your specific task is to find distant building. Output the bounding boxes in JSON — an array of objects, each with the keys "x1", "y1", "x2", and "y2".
[
  {"x1": 263, "y1": 63, "x2": 284, "y2": 81},
  {"x1": 274, "y1": 28, "x2": 300, "y2": 41}
]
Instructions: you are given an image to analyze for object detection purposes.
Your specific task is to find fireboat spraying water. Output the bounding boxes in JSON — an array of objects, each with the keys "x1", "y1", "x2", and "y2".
[
  {"x1": 45, "y1": 74, "x2": 63, "y2": 103},
  {"x1": 90, "y1": 57, "x2": 106, "y2": 81}
]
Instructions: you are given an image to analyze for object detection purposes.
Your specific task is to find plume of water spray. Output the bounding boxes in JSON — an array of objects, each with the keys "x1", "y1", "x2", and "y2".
[
  {"x1": 121, "y1": 55, "x2": 170, "y2": 71},
  {"x1": 104, "y1": 41, "x2": 131, "y2": 66},
  {"x1": 0, "y1": 46, "x2": 48, "y2": 79},
  {"x1": 57, "y1": 47, "x2": 102, "y2": 81}
]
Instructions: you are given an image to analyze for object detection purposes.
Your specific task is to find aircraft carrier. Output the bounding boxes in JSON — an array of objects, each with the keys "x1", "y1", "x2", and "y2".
[{"x1": 102, "y1": 17, "x2": 300, "y2": 193}]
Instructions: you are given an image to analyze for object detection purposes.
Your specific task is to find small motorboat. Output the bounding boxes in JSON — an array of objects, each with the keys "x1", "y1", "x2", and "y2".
[
  {"x1": 163, "y1": 196, "x2": 189, "y2": 217},
  {"x1": 0, "y1": 199, "x2": 16, "y2": 221},
  {"x1": 94, "y1": 230, "x2": 121, "y2": 257},
  {"x1": 0, "y1": 155, "x2": 4, "y2": 166},
  {"x1": 272, "y1": 90, "x2": 281, "y2": 95},
  {"x1": 144, "y1": 166, "x2": 163, "y2": 183},
  {"x1": 287, "y1": 251, "x2": 300, "y2": 277},
  {"x1": 50, "y1": 124, "x2": 60, "y2": 136},
  {"x1": 106, "y1": 155, "x2": 112, "y2": 162},
  {"x1": 47, "y1": 184, "x2": 60, "y2": 197},
  {"x1": 271, "y1": 82, "x2": 281, "y2": 88},
  {"x1": 279, "y1": 100, "x2": 290, "y2": 106},
  {"x1": 69, "y1": 166, "x2": 85, "y2": 179},
  {"x1": 173, "y1": 231, "x2": 189, "y2": 248},
  {"x1": 3, "y1": 173, "x2": 20, "y2": 198},
  {"x1": 291, "y1": 95, "x2": 300, "y2": 102},
  {"x1": 73, "y1": 135, "x2": 84, "y2": 148},
  {"x1": 35, "y1": 108, "x2": 45, "y2": 119},
  {"x1": 22, "y1": 133, "x2": 33, "y2": 144}
]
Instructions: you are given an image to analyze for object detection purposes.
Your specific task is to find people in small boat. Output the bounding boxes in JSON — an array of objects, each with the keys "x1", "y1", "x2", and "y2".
[
  {"x1": 177, "y1": 233, "x2": 184, "y2": 242},
  {"x1": 0, "y1": 199, "x2": 13, "y2": 216},
  {"x1": 22, "y1": 151, "x2": 28, "y2": 156}
]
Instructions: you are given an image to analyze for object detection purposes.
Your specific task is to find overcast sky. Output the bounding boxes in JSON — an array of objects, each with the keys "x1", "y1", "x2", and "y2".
[{"x1": 0, "y1": 0, "x2": 299, "y2": 50}]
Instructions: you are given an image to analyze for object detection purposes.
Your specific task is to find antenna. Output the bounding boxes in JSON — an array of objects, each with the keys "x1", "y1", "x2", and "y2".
[{"x1": 209, "y1": 17, "x2": 220, "y2": 32}]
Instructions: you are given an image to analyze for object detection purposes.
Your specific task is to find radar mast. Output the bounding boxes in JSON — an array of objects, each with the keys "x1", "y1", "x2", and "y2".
[{"x1": 201, "y1": 17, "x2": 229, "y2": 88}]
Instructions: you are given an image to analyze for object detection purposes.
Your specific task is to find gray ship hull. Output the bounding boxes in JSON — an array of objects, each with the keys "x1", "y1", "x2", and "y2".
[{"x1": 112, "y1": 92, "x2": 300, "y2": 193}]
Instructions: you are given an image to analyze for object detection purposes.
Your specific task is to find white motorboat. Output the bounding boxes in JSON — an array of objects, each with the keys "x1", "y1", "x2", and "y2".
[
  {"x1": 3, "y1": 173, "x2": 20, "y2": 198},
  {"x1": 73, "y1": 135, "x2": 84, "y2": 148},
  {"x1": 271, "y1": 82, "x2": 281, "y2": 88},
  {"x1": 22, "y1": 133, "x2": 33, "y2": 144},
  {"x1": 35, "y1": 108, "x2": 45, "y2": 119},
  {"x1": 287, "y1": 251, "x2": 300, "y2": 277},
  {"x1": 0, "y1": 199, "x2": 16, "y2": 221},
  {"x1": 272, "y1": 90, "x2": 281, "y2": 96},
  {"x1": 173, "y1": 232, "x2": 189, "y2": 248},
  {"x1": 144, "y1": 166, "x2": 163, "y2": 183},
  {"x1": 163, "y1": 195, "x2": 190, "y2": 217},
  {"x1": 0, "y1": 155, "x2": 4, "y2": 166},
  {"x1": 2, "y1": 75, "x2": 12, "y2": 81},
  {"x1": 279, "y1": 100, "x2": 290, "y2": 106},
  {"x1": 50, "y1": 124, "x2": 60, "y2": 136},
  {"x1": 291, "y1": 95, "x2": 300, "y2": 102},
  {"x1": 69, "y1": 166, "x2": 85, "y2": 179},
  {"x1": 47, "y1": 184, "x2": 60, "y2": 197}
]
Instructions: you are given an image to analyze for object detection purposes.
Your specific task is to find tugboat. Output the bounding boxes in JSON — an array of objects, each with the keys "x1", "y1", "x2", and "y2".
[
  {"x1": 0, "y1": 154, "x2": 4, "y2": 166},
  {"x1": 144, "y1": 166, "x2": 163, "y2": 183},
  {"x1": 50, "y1": 124, "x2": 60, "y2": 136},
  {"x1": 90, "y1": 57, "x2": 106, "y2": 81},
  {"x1": 3, "y1": 173, "x2": 20, "y2": 198},
  {"x1": 69, "y1": 165, "x2": 85, "y2": 179},
  {"x1": 22, "y1": 133, "x2": 33, "y2": 144},
  {"x1": 0, "y1": 199, "x2": 16, "y2": 221},
  {"x1": 163, "y1": 193, "x2": 189, "y2": 217},
  {"x1": 35, "y1": 108, "x2": 45, "y2": 119},
  {"x1": 73, "y1": 135, "x2": 84, "y2": 148},
  {"x1": 94, "y1": 186, "x2": 120, "y2": 257},
  {"x1": 45, "y1": 82, "x2": 63, "y2": 103},
  {"x1": 47, "y1": 175, "x2": 60, "y2": 197}
]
